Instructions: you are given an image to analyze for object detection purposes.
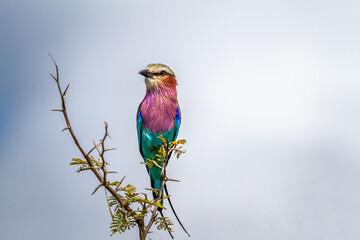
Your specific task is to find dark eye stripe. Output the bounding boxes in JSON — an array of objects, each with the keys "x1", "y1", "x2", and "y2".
[{"x1": 153, "y1": 71, "x2": 169, "y2": 76}]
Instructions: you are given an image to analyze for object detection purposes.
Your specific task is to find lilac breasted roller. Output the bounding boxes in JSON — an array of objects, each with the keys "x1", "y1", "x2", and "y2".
[{"x1": 137, "y1": 64, "x2": 189, "y2": 237}]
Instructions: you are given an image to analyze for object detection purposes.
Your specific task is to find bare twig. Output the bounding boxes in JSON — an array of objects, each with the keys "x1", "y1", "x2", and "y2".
[
  {"x1": 86, "y1": 145, "x2": 97, "y2": 157},
  {"x1": 49, "y1": 54, "x2": 141, "y2": 229},
  {"x1": 91, "y1": 182, "x2": 104, "y2": 195},
  {"x1": 61, "y1": 126, "x2": 70, "y2": 132},
  {"x1": 63, "y1": 83, "x2": 70, "y2": 96},
  {"x1": 77, "y1": 167, "x2": 95, "y2": 173},
  {"x1": 105, "y1": 148, "x2": 117, "y2": 151},
  {"x1": 166, "y1": 178, "x2": 181, "y2": 182},
  {"x1": 116, "y1": 176, "x2": 126, "y2": 191}
]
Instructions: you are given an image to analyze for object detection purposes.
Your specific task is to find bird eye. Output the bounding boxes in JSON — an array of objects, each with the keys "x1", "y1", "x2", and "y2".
[{"x1": 160, "y1": 71, "x2": 167, "y2": 75}]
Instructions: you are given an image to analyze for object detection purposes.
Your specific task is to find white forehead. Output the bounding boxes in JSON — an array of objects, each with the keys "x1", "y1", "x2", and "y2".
[{"x1": 145, "y1": 63, "x2": 175, "y2": 76}]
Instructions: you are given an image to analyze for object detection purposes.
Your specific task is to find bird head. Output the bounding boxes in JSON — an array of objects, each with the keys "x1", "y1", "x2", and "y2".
[{"x1": 139, "y1": 63, "x2": 177, "y2": 91}]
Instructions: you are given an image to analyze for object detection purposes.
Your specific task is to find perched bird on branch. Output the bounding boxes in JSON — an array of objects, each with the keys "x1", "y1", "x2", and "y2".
[{"x1": 137, "y1": 64, "x2": 189, "y2": 237}]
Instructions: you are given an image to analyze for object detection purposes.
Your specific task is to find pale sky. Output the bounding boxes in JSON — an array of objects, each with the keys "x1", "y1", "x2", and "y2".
[{"x1": 0, "y1": 1, "x2": 360, "y2": 239}]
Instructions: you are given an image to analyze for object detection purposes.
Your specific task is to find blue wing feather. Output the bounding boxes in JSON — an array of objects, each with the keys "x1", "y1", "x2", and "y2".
[
  {"x1": 136, "y1": 106, "x2": 144, "y2": 159},
  {"x1": 173, "y1": 106, "x2": 181, "y2": 140}
]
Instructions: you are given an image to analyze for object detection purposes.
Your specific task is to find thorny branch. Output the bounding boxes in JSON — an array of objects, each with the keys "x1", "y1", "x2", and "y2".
[
  {"x1": 50, "y1": 54, "x2": 129, "y2": 211},
  {"x1": 50, "y1": 54, "x2": 184, "y2": 240}
]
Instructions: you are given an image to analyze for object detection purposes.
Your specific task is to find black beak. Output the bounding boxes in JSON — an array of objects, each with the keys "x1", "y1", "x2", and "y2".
[{"x1": 139, "y1": 69, "x2": 153, "y2": 78}]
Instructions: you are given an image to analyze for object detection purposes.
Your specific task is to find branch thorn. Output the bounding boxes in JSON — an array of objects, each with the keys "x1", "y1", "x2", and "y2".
[
  {"x1": 63, "y1": 83, "x2": 70, "y2": 96},
  {"x1": 91, "y1": 182, "x2": 104, "y2": 195},
  {"x1": 61, "y1": 126, "x2": 70, "y2": 132}
]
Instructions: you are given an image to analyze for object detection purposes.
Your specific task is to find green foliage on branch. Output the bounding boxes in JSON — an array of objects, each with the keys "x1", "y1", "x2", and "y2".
[{"x1": 69, "y1": 137, "x2": 187, "y2": 237}]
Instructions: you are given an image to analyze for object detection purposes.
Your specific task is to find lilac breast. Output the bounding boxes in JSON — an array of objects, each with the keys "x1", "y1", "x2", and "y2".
[{"x1": 141, "y1": 91, "x2": 178, "y2": 134}]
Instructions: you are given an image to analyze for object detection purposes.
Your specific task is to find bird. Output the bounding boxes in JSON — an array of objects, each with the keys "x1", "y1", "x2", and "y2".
[{"x1": 137, "y1": 63, "x2": 190, "y2": 238}]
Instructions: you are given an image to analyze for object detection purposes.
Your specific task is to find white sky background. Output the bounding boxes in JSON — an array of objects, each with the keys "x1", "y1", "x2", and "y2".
[{"x1": 0, "y1": 0, "x2": 359, "y2": 239}]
